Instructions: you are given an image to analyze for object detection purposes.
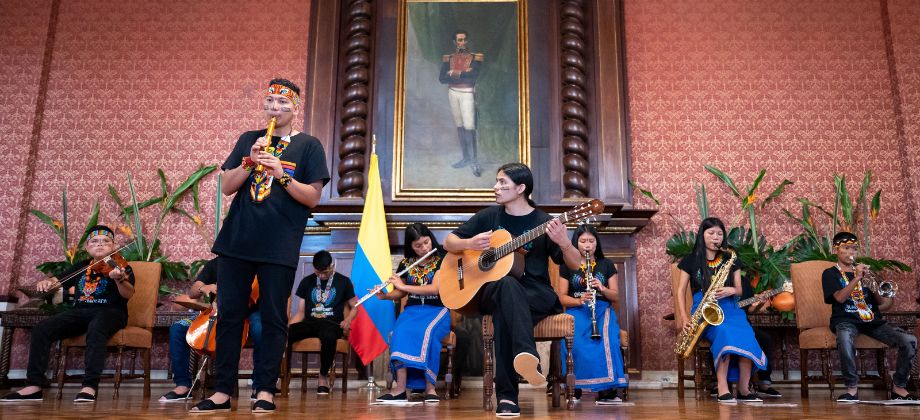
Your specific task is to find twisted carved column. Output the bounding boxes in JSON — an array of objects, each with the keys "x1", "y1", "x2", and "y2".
[
  {"x1": 560, "y1": 0, "x2": 589, "y2": 198},
  {"x1": 337, "y1": 0, "x2": 373, "y2": 198}
]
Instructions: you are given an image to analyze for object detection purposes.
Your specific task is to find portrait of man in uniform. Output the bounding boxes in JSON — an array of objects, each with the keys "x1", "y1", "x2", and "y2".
[{"x1": 393, "y1": 0, "x2": 528, "y2": 200}]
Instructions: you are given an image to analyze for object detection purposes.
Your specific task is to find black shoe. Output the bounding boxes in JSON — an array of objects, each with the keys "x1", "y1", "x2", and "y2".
[
  {"x1": 250, "y1": 390, "x2": 258, "y2": 401},
  {"x1": 73, "y1": 392, "x2": 96, "y2": 403},
  {"x1": 892, "y1": 392, "x2": 919, "y2": 401},
  {"x1": 159, "y1": 390, "x2": 193, "y2": 403},
  {"x1": 836, "y1": 393, "x2": 859, "y2": 403},
  {"x1": 0, "y1": 390, "x2": 43, "y2": 402},
  {"x1": 423, "y1": 393, "x2": 441, "y2": 404},
  {"x1": 717, "y1": 393, "x2": 736, "y2": 404},
  {"x1": 756, "y1": 386, "x2": 782, "y2": 398},
  {"x1": 189, "y1": 399, "x2": 232, "y2": 413},
  {"x1": 376, "y1": 391, "x2": 408, "y2": 403},
  {"x1": 252, "y1": 399, "x2": 276, "y2": 413},
  {"x1": 736, "y1": 393, "x2": 762, "y2": 403},
  {"x1": 316, "y1": 386, "x2": 330, "y2": 395},
  {"x1": 708, "y1": 384, "x2": 718, "y2": 397},
  {"x1": 573, "y1": 388, "x2": 582, "y2": 401},
  {"x1": 495, "y1": 401, "x2": 521, "y2": 417}
]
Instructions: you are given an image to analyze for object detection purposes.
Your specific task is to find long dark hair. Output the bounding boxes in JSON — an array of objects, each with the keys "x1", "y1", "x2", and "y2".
[
  {"x1": 498, "y1": 162, "x2": 536, "y2": 207},
  {"x1": 571, "y1": 224, "x2": 604, "y2": 261},
  {"x1": 691, "y1": 217, "x2": 728, "y2": 290},
  {"x1": 403, "y1": 222, "x2": 444, "y2": 259}
]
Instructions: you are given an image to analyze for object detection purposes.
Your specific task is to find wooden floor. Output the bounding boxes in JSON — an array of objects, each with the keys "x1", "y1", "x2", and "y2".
[{"x1": 1, "y1": 385, "x2": 919, "y2": 419}]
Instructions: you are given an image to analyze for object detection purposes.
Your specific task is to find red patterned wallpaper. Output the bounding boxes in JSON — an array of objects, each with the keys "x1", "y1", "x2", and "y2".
[
  {"x1": 626, "y1": 0, "x2": 920, "y2": 370},
  {"x1": 0, "y1": 0, "x2": 53, "y2": 298},
  {"x1": 2, "y1": 0, "x2": 312, "y2": 370}
]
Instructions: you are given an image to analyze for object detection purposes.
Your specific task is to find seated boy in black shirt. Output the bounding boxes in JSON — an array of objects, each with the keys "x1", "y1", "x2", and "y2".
[
  {"x1": 822, "y1": 231, "x2": 917, "y2": 402},
  {"x1": 2, "y1": 225, "x2": 135, "y2": 403}
]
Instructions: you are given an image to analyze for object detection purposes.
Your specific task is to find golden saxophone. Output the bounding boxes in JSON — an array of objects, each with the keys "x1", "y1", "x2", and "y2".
[{"x1": 674, "y1": 248, "x2": 737, "y2": 359}]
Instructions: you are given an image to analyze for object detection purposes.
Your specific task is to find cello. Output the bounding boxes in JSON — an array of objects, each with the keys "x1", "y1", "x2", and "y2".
[{"x1": 183, "y1": 276, "x2": 259, "y2": 397}]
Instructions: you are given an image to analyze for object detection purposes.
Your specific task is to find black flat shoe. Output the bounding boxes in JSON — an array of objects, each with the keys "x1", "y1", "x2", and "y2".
[
  {"x1": 423, "y1": 393, "x2": 441, "y2": 404},
  {"x1": 376, "y1": 391, "x2": 408, "y2": 403},
  {"x1": 316, "y1": 386, "x2": 330, "y2": 395},
  {"x1": 496, "y1": 401, "x2": 521, "y2": 417},
  {"x1": 252, "y1": 399, "x2": 276, "y2": 413},
  {"x1": 158, "y1": 390, "x2": 192, "y2": 403},
  {"x1": 73, "y1": 392, "x2": 96, "y2": 403},
  {"x1": 189, "y1": 399, "x2": 232, "y2": 413},
  {"x1": 0, "y1": 390, "x2": 43, "y2": 402}
]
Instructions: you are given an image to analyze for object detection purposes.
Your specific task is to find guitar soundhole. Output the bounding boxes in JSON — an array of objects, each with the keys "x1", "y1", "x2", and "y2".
[{"x1": 479, "y1": 249, "x2": 497, "y2": 271}]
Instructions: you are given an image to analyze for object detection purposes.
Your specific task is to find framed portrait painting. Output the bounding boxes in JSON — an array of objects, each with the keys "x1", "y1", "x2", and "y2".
[{"x1": 392, "y1": 0, "x2": 530, "y2": 201}]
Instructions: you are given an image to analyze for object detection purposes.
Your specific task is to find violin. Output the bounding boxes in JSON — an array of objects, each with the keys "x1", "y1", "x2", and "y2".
[
  {"x1": 186, "y1": 276, "x2": 260, "y2": 356},
  {"x1": 88, "y1": 251, "x2": 130, "y2": 277}
]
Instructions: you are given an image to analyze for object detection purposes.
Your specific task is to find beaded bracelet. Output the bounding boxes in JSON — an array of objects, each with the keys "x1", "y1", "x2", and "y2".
[{"x1": 278, "y1": 173, "x2": 293, "y2": 187}]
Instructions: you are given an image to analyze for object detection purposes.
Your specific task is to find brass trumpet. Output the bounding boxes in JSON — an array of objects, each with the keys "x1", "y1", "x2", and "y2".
[{"x1": 851, "y1": 256, "x2": 898, "y2": 298}]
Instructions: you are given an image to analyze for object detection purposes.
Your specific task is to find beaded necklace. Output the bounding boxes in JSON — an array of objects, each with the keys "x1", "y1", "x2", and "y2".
[
  {"x1": 250, "y1": 132, "x2": 292, "y2": 203},
  {"x1": 313, "y1": 275, "x2": 335, "y2": 308},
  {"x1": 836, "y1": 263, "x2": 874, "y2": 322}
]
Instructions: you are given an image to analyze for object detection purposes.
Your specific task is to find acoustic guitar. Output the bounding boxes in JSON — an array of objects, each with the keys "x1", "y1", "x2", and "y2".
[{"x1": 438, "y1": 199, "x2": 605, "y2": 315}]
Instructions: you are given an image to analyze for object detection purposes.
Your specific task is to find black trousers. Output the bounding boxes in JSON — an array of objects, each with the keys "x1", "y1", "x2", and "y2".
[
  {"x1": 27, "y1": 306, "x2": 127, "y2": 389},
  {"x1": 479, "y1": 276, "x2": 561, "y2": 403},
  {"x1": 288, "y1": 317, "x2": 344, "y2": 376},
  {"x1": 214, "y1": 255, "x2": 294, "y2": 395}
]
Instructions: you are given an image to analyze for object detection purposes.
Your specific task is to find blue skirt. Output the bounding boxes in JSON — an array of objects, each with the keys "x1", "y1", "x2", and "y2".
[
  {"x1": 691, "y1": 292, "x2": 766, "y2": 382},
  {"x1": 561, "y1": 300, "x2": 628, "y2": 391},
  {"x1": 389, "y1": 305, "x2": 451, "y2": 389}
]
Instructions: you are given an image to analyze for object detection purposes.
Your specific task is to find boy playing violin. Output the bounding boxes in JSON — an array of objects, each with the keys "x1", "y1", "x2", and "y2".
[{"x1": 1, "y1": 225, "x2": 135, "y2": 403}]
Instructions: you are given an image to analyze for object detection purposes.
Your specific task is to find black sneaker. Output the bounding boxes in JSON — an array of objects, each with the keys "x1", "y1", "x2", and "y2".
[
  {"x1": 573, "y1": 388, "x2": 582, "y2": 401},
  {"x1": 495, "y1": 401, "x2": 521, "y2": 417},
  {"x1": 717, "y1": 393, "x2": 736, "y2": 404},
  {"x1": 892, "y1": 392, "x2": 919, "y2": 401},
  {"x1": 736, "y1": 393, "x2": 762, "y2": 403},
  {"x1": 316, "y1": 386, "x2": 330, "y2": 395},
  {"x1": 756, "y1": 387, "x2": 782, "y2": 398},
  {"x1": 73, "y1": 392, "x2": 96, "y2": 403},
  {"x1": 251, "y1": 399, "x2": 276, "y2": 413},
  {"x1": 376, "y1": 391, "x2": 408, "y2": 403},
  {"x1": 708, "y1": 384, "x2": 718, "y2": 397},
  {"x1": 423, "y1": 393, "x2": 441, "y2": 404},
  {"x1": 159, "y1": 390, "x2": 193, "y2": 403},
  {"x1": 0, "y1": 390, "x2": 43, "y2": 402},
  {"x1": 836, "y1": 393, "x2": 859, "y2": 403},
  {"x1": 596, "y1": 389, "x2": 623, "y2": 405}
]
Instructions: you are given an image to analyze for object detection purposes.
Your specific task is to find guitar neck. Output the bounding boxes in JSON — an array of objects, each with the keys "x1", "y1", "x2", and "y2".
[
  {"x1": 737, "y1": 287, "x2": 783, "y2": 308},
  {"x1": 494, "y1": 215, "x2": 567, "y2": 259}
]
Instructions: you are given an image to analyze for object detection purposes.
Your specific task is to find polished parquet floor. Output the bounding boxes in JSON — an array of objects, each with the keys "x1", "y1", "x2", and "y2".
[{"x1": 1, "y1": 384, "x2": 919, "y2": 419}]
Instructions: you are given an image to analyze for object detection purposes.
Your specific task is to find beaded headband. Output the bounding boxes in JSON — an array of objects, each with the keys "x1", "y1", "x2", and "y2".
[
  {"x1": 88, "y1": 228, "x2": 114, "y2": 240},
  {"x1": 266, "y1": 84, "x2": 299, "y2": 107},
  {"x1": 833, "y1": 236, "x2": 858, "y2": 247}
]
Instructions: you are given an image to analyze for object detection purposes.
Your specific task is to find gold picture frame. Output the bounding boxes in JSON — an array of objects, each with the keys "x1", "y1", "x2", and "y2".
[{"x1": 392, "y1": 0, "x2": 530, "y2": 201}]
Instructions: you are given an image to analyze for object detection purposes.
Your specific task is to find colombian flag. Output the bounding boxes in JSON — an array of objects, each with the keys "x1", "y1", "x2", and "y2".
[{"x1": 348, "y1": 152, "x2": 395, "y2": 365}]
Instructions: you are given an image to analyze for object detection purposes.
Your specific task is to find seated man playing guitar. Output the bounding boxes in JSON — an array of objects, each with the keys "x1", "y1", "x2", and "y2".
[{"x1": 441, "y1": 163, "x2": 584, "y2": 417}]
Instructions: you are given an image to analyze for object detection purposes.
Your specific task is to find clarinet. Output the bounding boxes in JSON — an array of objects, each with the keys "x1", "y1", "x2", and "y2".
[{"x1": 583, "y1": 251, "x2": 601, "y2": 340}]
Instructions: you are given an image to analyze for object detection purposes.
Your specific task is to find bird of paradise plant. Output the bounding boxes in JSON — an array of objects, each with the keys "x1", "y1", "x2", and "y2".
[{"x1": 29, "y1": 187, "x2": 100, "y2": 276}]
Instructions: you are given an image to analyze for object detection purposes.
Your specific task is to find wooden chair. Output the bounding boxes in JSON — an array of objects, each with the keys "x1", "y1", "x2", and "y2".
[
  {"x1": 619, "y1": 329, "x2": 630, "y2": 400},
  {"x1": 281, "y1": 304, "x2": 352, "y2": 396},
  {"x1": 790, "y1": 260, "x2": 891, "y2": 399},
  {"x1": 670, "y1": 262, "x2": 714, "y2": 399},
  {"x1": 384, "y1": 297, "x2": 458, "y2": 398},
  {"x1": 57, "y1": 261, "x2": 161, "y2": 399}
]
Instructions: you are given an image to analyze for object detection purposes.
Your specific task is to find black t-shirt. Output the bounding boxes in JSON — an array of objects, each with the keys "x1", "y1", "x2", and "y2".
[
  {"x1": 452, "y1": 205, "x2": 566, "y2": 287},
  {"x1": 677, "y1": 251, "x2": 740, "y2": 294},
  {"x1": 398, "y1": 251, "x2": 446, "y2": 307},
  {"x1": 559, "y1": 257, "x2": 617, "y2": 303},
  {"x1": 822, "y1": 266, "x2": 886, "y2": 331},
  {"x1": 212, "y1": 130, "x2": 330, "y2": 268},
  {"x1": 295, "y1": 272, "x2": 355, "y2": 323},
  {"x1": 62, "y1": 259, "x2": 135, "y2": 313}
]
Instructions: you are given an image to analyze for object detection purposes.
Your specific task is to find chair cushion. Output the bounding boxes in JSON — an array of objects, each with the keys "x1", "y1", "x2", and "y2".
[
  {"x1": 798, "y1": 327, "x2": 888, "y2": 350},
  {"x1": 291, "y1": 337, "x2": 350, "y2": 354},
  {"x1": 62, "y1": 326, "x2": 152, "y2": 348}
]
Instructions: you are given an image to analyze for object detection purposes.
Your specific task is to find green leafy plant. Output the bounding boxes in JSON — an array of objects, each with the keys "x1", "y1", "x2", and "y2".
[
  {"x1": 29, "y1": 187, "x2": 100, "y2": 276},
  {"x1": 107, "y1": 165, "x2": 217, "y2": 282}
]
